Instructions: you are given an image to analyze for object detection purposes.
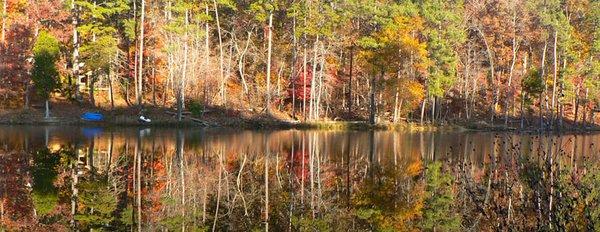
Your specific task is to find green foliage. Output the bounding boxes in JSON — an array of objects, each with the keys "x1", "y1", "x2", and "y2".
[
  {"x1": 33, "y1": 192, "x2": 59, "y2": 217},
  {"x1": 31, "y1": 148, "x2": 61, "y2": 193},
  {"x1": 80, "y1": 36, "x2": 118, "y2": 72},
  {"x1": 420, "y1": 0, "x2": 465, "y2": 97},
  {"x1": 422, "y1": 162, "x2": 461, "y2": 231},
  {"x1": 159, "y1": 214, "x2": 186, "y2": 231},
  {"x1": 522, "y1": 68, "x2": 544, "y2": 96},
  {"x1": 249, "y1": 0, "x2": 276, "y2": 22},
  {"x1": 585, "y1": 72, "x2": 600, "y2": 105},
  {"x1": 32, "y1": 31, "x2": 60, "y2": 100},
  {"x1": 591, "y1": 1, "x2": 600, "y2": 55},
  {"x1": 76, "y1": 177, "x2": 118, "y2": 230},
  {"x1": 188, "y1": 100, "x2": 204, "y2": 117},
  {"x1": 33, "y1": 31, "x2": 61, "y2": 59},
  {"x1": 31, "y1": 148, "x2": 61, "y2": 216},
  {"x1": 76, "y1": 0, "x2": 128, "y2": 73},
  {"x1": 119, "y1": 206, "x2": 134, "y2": 227},
  {"x1": 75, "y1": 0, "x2": 129, "y2": 38},
  {"x1": 291, "y1": 215, "x2": 332, "y2": 232},
  {"x1": 122, "y1": 18, "x2": 137, "y2": 41}
]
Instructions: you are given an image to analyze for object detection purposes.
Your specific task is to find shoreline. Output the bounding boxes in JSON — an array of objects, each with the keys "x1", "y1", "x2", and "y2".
[
  {"x1": 1, "y1": 116, "x2": 599, "y2": 133},
  {"x1": 2, "y1": 105, "x2": 599, "y2": 132}
]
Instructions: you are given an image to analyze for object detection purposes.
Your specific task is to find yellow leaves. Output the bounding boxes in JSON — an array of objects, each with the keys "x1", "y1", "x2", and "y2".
[
  {"x1": 399, "y1": 79, "x2": 426, "y2": 112},
  {"x1": 375, "y1": 15, "x2": 430, "y2": 73},
  {"x1": 406, "y1": 159, "x2": 423, "y2": 177},
  {"x1": 545, "y1": 75, "x2": 554, "y2": 87}
]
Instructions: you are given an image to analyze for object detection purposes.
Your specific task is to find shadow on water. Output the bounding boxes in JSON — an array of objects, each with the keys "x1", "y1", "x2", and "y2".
[{"x1": 1, "y1": 125, "x2": 600, "y2": 231}]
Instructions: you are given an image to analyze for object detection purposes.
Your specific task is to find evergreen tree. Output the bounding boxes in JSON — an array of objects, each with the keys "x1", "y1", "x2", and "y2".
[
  {"x1": 422, "y1": 162, "x2": 461, "y2": 231},
  {"x1": 420, "y1": 0, "x2": 465, "y2": 98},
  {"x1": 31, "y1": 30, "x2": 60, "y2": 118},
  {"x1": 76, "y1": 0, "x2": 129, "y2": 106}
]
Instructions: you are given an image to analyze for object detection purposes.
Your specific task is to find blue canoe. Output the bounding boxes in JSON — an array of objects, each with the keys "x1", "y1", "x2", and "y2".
[{"x1": 81, "y1": 112, "x2": 104, "y2": 122}]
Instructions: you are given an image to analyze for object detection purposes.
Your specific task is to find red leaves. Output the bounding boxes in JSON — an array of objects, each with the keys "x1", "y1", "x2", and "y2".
[
  {"x1": 0, "y1": 0, "x2": 69, "y2": 100},
  {"x1": 287, "y1": 68, "x2": 312, "y2": 101},
  {"x1": 0, "y1": 151, "x2": 35, "y2": 224},
  {"x1": 0, "y1": 23, "x2": 34, "y2": 89}
]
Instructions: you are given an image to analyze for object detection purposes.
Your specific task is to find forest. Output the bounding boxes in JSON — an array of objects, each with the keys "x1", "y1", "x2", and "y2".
[{"x1": 0, "y1": 0, "x2": 599, "y2": 128}]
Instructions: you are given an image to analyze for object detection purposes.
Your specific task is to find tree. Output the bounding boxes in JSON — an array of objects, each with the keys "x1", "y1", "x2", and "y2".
[
  {"x1": 420, "y1": 0, "x2": 465, "y2": 123},
  {"x1": 250, "y1": 0, "x2": 277, "y2": 113},
  {"x1": 76, "y1": 0, "x2": 129, "y2": 106},
  {"x1": 31, "y1": 148, "x2": 60, "y2": 217},
  {"x1": 422, "y1": 162, "x2": 461, "y2": 231},
  {"x1": 137, "y1": 0, "x2": 145, "y2": 105},
  {"x1": 32, "y1": 30, "x2": 60, "y2": 118}
]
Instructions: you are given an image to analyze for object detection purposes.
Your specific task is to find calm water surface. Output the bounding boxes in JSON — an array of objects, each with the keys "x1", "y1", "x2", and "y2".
[{"x1": 1, "y1": 126, "x2": 600, "y2": 231}]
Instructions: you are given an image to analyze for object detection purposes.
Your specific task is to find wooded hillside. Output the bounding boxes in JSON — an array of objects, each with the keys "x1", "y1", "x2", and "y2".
[{"x1": 0, "y1": 0, "x2": 599, "y2": 128}]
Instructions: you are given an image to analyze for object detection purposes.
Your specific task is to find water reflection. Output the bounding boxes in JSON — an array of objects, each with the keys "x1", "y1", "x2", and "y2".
[{"x1": 1, "y1": 126, "x2": 600, "y2": 230}]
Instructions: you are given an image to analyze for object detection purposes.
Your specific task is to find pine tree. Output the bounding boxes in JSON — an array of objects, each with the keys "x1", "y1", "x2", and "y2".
[
  {"x1": 422, "y1": 162, "x2": 461, "y2": 231},
  {"x1": 32, "y1": 30, "x2": 60, "y2": 118}
]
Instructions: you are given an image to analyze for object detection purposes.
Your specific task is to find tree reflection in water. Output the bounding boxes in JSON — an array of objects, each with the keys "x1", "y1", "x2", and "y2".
[{"x1": 1, "y1": 127, "x2": 600, "y2": 231}]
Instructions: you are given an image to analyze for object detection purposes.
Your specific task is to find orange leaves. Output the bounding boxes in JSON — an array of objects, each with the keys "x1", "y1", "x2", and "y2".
[{"x1": 406, "y1": 159, "x2": 423, "y2": 177}]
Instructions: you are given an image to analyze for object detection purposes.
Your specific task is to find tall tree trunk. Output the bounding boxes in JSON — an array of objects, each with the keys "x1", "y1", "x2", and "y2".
[
  {"x1": 464, "y1": 43, "x2": 471, "y2": 119},
  {"x1": 89, "y1": 78, "x2": 95, "y2": 107},
  {"x1": 505, "y1": 10, "x2": 519, "y2": 126},
  {"x1": 177, "y1": 130, "x2": 185, "y2": 229},
  {"x1": 152, "y1": 67, "x2": 156, "y2": 106},
  {"x1": 316, "y1": 44, "x2": 325, "y2": 119},
  {"x1": 226, "y1": 38, "x2": 234, "y2": 103},
  {"x1": 520, "y1": 53, "x2": 528, "y2": 128},
  {"x1": 540, "y1": 41, "x2": 548, "y2": 129},
  {"x1": 309, "y1": 36, "x2": 319, "y2": 120},
  {"x1": 213, "y1": 0, "x2": 225, "y2": 104},
  {"x1": 431, "y1": 97, "x2": 436, "y2": 124},
  {"x1": 177, "y1": 10, "x2": 189, "y2": 121},
  {"x1": 137, "y1": 0, "x2": 145, "y2": 105},
  {"x1": 264, "y1": 138, "x2": 270, "y2": 231},
  {"x1": 277, "y1": 66, "x2": 283, "y2": 111},
  {"x1": 291, "y1": 13, "x2": 297, "y2": 119},
  {"x1": 369, "y1": 70, "x2": 379, "y2": 125},
  {"x1": 70, "y1": 145, "x2": 80, "y2": 228},
  {"x1": 420, "y1": 97, "x2": 426, "y2": 125},
  {"x1": 265, "y1": 12, "x2": 274, "y2": 113},
  {"x1": 393, "y1": 72, "x2": 400, "y2": 122},
  {"x1": 574, "y1": 85, "x2": 580, "y2": 125},
  {"x1": 476, "y1": 27, "x2": 495, "y2": 122},
  {"x1": 238, "y1": 32, "x2": 251, "y2": 96},
  {"x1": 348, "y1": 46, "x2": 353, "y2": 116},
  {"x1": 71, "y1": 1, "x2": 80, "y2": 100},
  {"x1": 204, "y1": 5, "x2": 210, "y2": 108},
  {"x1": 109, "y1": 53, "x2": 116, "y2": 109},
  {"x1": 133, "y1": 0, "x2": 138, "y2": 104},
  {"x1": 44, "y1": 100, "x2": 50, "y2": 118},
  {"x1": 302, "y1": 42, "x2": 307, "y2": 121},
  {"x1": 136, "y1": 131, "x2": 142, "y2": 231},
  {"x1": 551, "y1": 30, "x2": 558, "y2": 127},
  {"x1": 212, "y1": 149, "x2": 223, "y2": 232}
]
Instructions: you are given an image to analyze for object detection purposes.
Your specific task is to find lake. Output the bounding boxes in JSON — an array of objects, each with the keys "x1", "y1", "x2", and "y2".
[{"x1": 1, "y1": 125, "x2": 600, "y2": 231}]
